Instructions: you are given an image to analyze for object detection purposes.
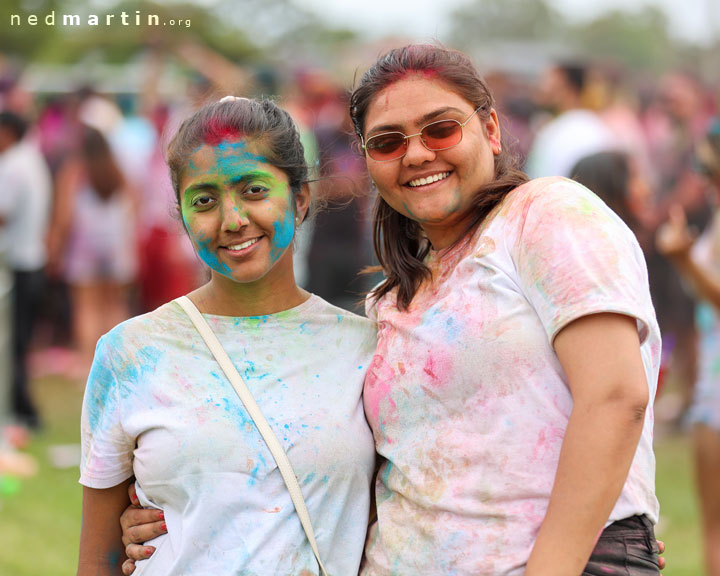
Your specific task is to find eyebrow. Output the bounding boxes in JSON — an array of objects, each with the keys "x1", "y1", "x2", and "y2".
[
  {"x1": 184, "y1": 170, "x2": 274, "y2": 193},
  {"x1": 366, "y1": 106, "x2": 467, "y2": 137}
]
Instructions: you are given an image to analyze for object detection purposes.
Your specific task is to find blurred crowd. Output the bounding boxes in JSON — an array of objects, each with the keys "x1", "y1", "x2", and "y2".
[{"x1": 0, "y1": 47, "x2": 718, "y2": 493}]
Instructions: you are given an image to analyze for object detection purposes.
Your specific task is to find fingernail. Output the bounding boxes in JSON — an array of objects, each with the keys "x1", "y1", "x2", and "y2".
[
  {"x1": 157, "y1": 511, "x2": 165, "y2": 520},
  {"x1": 145, "y1": 547, "x2": 154, "y2": 557},
  {"x1": 161, "y1": 522, "x2": 167, "y2": 532}
]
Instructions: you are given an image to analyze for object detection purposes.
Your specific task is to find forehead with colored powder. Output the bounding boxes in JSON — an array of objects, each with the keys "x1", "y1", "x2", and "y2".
[{"x1": 182, "y1": 137, "x2": 270, "y2": 187}]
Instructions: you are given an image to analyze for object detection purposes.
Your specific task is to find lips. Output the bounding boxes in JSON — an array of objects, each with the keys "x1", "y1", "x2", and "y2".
[
  {"x1": 222, "y1": 236, "x2": 262, "y2": 253},
  {"x1": 406, "y1": 171, "x2": 451, "y2": 188}
]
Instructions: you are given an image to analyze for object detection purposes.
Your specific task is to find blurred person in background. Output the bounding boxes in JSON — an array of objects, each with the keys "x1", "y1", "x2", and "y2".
[
  {"x1": 571, "y1": 150, "x2": 654, "y2": 250},
  {"x1": 134, "y1": 102, "x2": 202, "y2": 313},
  {"x1": 0, "y1": 111, "x2": 52, "y2": 430},
  {"x1": 289, "y1": 68, "x2": 376, "y2": 311},
  {"x1": 655, "y1": 119, "x2": 720, "y2": 576},
  {"x1": 584, "y1": 63, "x2": 654, "y2": 191},
  {"x1": 47, "y1": 110, "x2": 138, "y2": 379},
  {"x1": 524, "y1": 61, "x2": 614, "y2": 178},
  {"x1": 642, "y1": 71, "x2": 716, "y2": 420}
]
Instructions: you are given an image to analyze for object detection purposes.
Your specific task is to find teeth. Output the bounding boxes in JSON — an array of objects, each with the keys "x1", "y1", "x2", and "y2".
[
  {"x1": 408, "y1": 172, "x2": 450, "y2": 187},
  {"x1": 228, "y1": 238, "x2": 259, "y2": 251}
]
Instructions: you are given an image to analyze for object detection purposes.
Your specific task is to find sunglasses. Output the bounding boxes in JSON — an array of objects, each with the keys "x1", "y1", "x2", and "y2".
[{"x1": 361, "y1": 106, "x2": 483, "y2": 162}]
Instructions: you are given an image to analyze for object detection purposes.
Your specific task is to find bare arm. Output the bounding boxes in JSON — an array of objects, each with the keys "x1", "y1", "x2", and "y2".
[
  {"x1": 78, "y1": 478, "x2": 134, "y2": 576},
  {"x1": 525, "y1": 313, "x2": 649, "y2": 576}
]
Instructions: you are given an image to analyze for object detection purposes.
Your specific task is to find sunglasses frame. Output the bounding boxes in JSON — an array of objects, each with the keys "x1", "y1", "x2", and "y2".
[{"x1": 361, "y1": 106, "x2": 483, "y2": 162}]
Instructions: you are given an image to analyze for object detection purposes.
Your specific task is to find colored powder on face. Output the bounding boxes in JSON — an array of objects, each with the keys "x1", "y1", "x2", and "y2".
[
  {"x1": 192, "y1": 233, "x2": 232, "y2": 276},
  {"x1": 269, "y1": 205, "x2": 295, "y2": 264},
  {"x1": 213, "y1": 139, "x2": 266, "y2": 175}
]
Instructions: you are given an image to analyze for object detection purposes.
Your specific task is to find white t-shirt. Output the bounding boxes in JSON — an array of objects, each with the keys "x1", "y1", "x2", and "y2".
[
  {"x1": 0, "y1": 140, "x2": 52, "y2": 271},
  {"x1": 361, "y1": 177, "x2": 660, "y2": 576},
  {"x1": 80, "y1": 295, "x2": 377, "y2": 575},
  {"x1": 525, "y1": 109, "x2": 615, "y2": 178}
]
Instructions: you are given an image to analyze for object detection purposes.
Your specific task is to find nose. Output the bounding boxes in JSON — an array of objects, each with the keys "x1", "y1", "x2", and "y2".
[
  {"x1": 221, "y1": 198, "x2": 249, "y2": 232},
  {"x1": 401, "y1": 133, "x2": 435, "y2": 167}
]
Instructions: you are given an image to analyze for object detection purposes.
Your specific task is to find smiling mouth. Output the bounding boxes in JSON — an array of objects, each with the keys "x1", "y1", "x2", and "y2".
[
  {"x1": 407, "y1": 171, "x2": 451, "y2": 188},
  {"x1": 226, "y1": 237, "x2": 260, "y2": 251}
]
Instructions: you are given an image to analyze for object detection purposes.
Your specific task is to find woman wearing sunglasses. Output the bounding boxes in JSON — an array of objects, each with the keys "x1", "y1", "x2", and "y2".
[{"x1": 121, "y1": 45, "x2": 661, "y2": 575}]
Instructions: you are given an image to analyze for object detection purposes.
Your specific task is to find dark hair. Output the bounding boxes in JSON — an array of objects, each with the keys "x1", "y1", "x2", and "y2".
[
  {"x1": 81, "y1": 126, "x2": 125, "y2": 201},
  {"x1": 556, "y1": 63, "x2": 586, "y2": 95},
  {"x1": 0, "y1": 111, "x2": 28, "y2": 141},
  {"x1": 570, "y1": 151, "x2": 637, "y2": 231},
  {"x1": 167, "y1": 97, "x2": 308, "y2": 213},
  {"x1": 349, "y1": 44, "x2": 529, "y2": 310}
]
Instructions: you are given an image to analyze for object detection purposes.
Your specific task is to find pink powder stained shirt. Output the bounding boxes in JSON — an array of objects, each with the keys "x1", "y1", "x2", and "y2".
[{"x1": 361, "y1": 177, "x2": 661, "y2": 575}]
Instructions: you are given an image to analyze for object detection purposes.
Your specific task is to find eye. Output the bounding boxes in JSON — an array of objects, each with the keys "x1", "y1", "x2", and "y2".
[
  {"x1": 191, "y1": 195, "x2": 216, "y2": 209},
  {"x1": 368, "y1": 133, "x2": 405, "y2": 152},
  {"x1": 245, "y1": 185, "x2": 269, "y2": 197}
]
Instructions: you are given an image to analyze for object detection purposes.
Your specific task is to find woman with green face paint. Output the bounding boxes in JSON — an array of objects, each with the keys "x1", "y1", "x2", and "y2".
[{"x1": 77, "y1": 97, "x2": 377, "y2": 575}]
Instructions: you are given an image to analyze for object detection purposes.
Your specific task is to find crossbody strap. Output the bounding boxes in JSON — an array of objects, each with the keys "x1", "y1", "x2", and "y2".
[{"x1": 175, "y1": 296, "x2": 329, "y2": 576}]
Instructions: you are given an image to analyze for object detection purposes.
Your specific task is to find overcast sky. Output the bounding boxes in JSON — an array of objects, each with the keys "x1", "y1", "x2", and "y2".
[{"x1": 294, "y1": 0, "x2": 720, "y2": 45}]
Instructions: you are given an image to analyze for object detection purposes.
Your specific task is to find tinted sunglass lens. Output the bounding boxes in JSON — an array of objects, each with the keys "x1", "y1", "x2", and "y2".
[
  {"x1": 367, "y1": 134, "x2": 406, "y2": 160},
  {"x1": 422, "y1": 121, "x2": 462, "y2": 150}
]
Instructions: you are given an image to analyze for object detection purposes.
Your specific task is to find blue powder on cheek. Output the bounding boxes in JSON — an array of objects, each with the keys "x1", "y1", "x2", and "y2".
[
  {"x1": 180, "y1": 211, "x2": 231, "y2": 276},
  {"x1": 269, "y1": 206, "x2": 295, "y2": 263},
  {"x1": 194, "y1": 235, "x2": 232, "y2": 276}
]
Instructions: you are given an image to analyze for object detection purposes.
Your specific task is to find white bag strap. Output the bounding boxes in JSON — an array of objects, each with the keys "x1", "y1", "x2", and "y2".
[{"x1": 175, "y1": 296, "x2": 329, "y2": 576}]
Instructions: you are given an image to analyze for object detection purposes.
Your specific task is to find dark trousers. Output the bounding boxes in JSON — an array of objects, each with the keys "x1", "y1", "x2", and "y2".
[
  {"x1": 11, "y1": 269, "x2": 44, "y2": 428},
  {"x1": 583, "y1": 515, "x2": 660, "y2": 575}
]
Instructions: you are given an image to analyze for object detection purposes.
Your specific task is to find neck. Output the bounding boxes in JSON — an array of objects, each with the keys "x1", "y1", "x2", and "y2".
[
  {"x1": 422, "y1": 213, "x2": 476, "y2": 251},
  {"x1": 188, "y1": 257, "x2": 309, "y2": 317}
]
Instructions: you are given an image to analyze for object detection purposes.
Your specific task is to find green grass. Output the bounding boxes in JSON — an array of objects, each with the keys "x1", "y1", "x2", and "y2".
[
  {"x1": 0, "y1": 376, "x2": 705, "y2": 575},
  {"x1": 0, "y1": 376, "x2": 84, "y2": 576},
  {"x1": 655, "y1": 431, "x2": 703, "y2": 576}
]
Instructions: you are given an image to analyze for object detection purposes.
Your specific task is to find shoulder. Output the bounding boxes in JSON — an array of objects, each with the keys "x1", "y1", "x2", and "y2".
[
  {"x1": 308, "y1": 295, "x2": 377, "y2": 339},
  {"x1": 501, "y1": 176, "x2": 613, "y2": 223},
  {"x1": 97, "y1": 301, "x2": 186, "y2": 354}
]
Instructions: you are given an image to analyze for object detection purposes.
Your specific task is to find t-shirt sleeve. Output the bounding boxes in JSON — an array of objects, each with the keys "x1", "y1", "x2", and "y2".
[
  {"x1": 79, "y1": 334, "x2": 135, "y2": 488},
  {"x1": 512, "y1": 178, "x2": 654, "y2": 344},
  {"x1": 365, "y1": 279, "x2": 387, "y2": 322}
]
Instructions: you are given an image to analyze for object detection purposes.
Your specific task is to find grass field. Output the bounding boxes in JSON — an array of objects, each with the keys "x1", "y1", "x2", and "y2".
[{"x1": 0, "y1": 375, "x2": 706, "y2": 575}]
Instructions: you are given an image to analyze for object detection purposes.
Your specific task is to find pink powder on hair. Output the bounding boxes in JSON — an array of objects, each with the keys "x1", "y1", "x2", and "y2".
[{"x1": 203, "y1": 120, "x2": 244, "y2": 147}]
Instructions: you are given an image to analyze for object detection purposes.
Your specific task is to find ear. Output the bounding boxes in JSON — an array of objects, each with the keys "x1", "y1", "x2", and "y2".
[
  {"x1": 294, "y1": 182, "x2": 311, "y2": 223},
  {"x1": 484, "y1": 108, "x2": 502, "y2": 155}
]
